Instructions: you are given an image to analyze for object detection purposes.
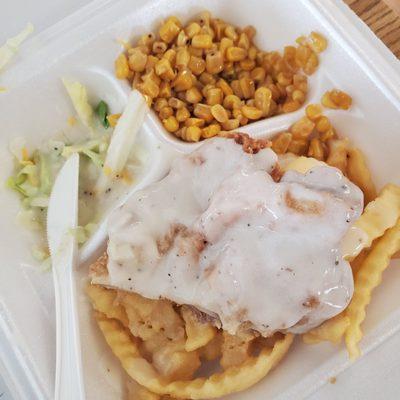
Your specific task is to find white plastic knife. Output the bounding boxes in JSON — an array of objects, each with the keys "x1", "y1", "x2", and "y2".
[{"x1": 47, "y1": 153, "x2": 85, "y2": 400}]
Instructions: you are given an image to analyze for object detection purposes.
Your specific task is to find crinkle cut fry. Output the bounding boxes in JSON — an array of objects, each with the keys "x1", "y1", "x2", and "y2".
[
  {"x1": 343, "y1": 184, "x2": 400, "y2": 261},
  {"x1": 94, "y1": 311, "x2": 293, "y2": 399},
  {"x1": 346, "y1": 147, "x2": 377, "y2": 205},
  {"x1": 302, "y1": 314, "x2": 350, "y2": 345},
  {"x1": 86, "y1": 283, "x2": 129, "y2": 326},
  {"x1": 345, "y1": 220, "x2": 400, "y2": 359}
]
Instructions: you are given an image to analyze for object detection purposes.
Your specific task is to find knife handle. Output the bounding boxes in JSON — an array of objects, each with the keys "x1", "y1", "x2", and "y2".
[{"x1": 53, "y1": 255, "x2": 86, "y2": 400}]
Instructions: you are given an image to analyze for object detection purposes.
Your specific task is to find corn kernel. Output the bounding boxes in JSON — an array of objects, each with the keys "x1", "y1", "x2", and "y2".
[
  {"x1": 288, "y1": 138, "x2": 308, "y2": 155},
  {"x1": 201, "y1": 25, "x2": 215, "y2": 39},
  {"x1": 115, "y1": 54, "x2": 130, "y2": 79},
  {"x1": 254, "y1": 87, "x2": 272, "y2": 117},
  {"x1": 225, "y1": 25, "x2": 238, "y2": 42},
  {"x1": 267, "y1": 84, "x2": 281, "y2": 102},
  {"x1": 201, "y1": 83, "x2": 214, "y2": 97},
  {"x1": 216, "y1": 79, "x2": 233, "y2": 96},
  {"x1": 199, "y1": 72, "x2": 216, "y2": 85},
  {"x1": 243, "y1": 25, "x2": 256, "y2": 41},
  {"x1": 206, "y1": 51, "x2": 223, "y2": 74},
  {"x1": 128, "y1": 48, "x2": 147, "y2": 72},
  {"x1": 231, "y1": 80, "x2": 244, "y2": 99},
  {"x1": 193, "y1": 103, "x2": 214, "y2": 123},
  {"x1": 295, "y1": 45, "x2": 312, "y2": 69},
  {"x1": 188, "y1": 56, "x2": 206, "y2": 75},
  {"x1": 240, "y1": 59, "x2": 256, "y2": 71},
  {"x1": 176, "y1": 30, "x2": 188, "y2": 47},
  {"x1": 202, "y1": 123, "x2": 221, "y2": 138},
  {"x1": 283, "y1": 46, "x2": 297, "y2": 70},
  {"x1": 163, "y1": 49, "x2": 176, "y2": 65},
  {"x1": 211, "y1": 19, "x2": 227, "y2": 41},
  {"x1": 176, "y1": 107, "x2": 191, "y2": 122},
  {"x1": 290, "y1": 116, "x2": 315, "y2": 139},
  {"x1": 184, "y1": 125, "x2": 202, "y2": 142},
  {"x1": 106, "y1": 113, "x2": 121, "y2": 128},
  {"x1": 241, "y1": 105, "x2": 262, "y2": 120},
  {"x1": 137, "y1": 32, "x2": 155, "y2": 48},
  {"x1": 277, "y1": 72, "x2": 293, "y2": 86},
  {"x1": 281, "y1": 100, "x2": 301, "y2": 113},
  {"x1": 303, "y1": 51, "x2": 319, "y2": 75},
  {"x1": 248, "y1": 46, "x2": 257, "y2": 61},
  {"x1": 219, "y1": 37, "x2": 234, "y2": 57},
  {"x1": 172, "y1": 69, "x2": 194, "y2": 92},
  {"x1": 292, "y1": 89, "x2": 305, "y2": 103},
  {"x1": 315, "y1": 116, "x2": 331, "y2": 133},
  {"x1": 185, "y1": 118, "x2": 205, "y2": 127},
  {"x1": 206, "y1": 87, "x2": 223, "y2": 105},
  {"x1": 238, "y1": 33, "x2": 250, "y2": 49},
  {"x1": 305, "y1": 104, "x2": 323, "y2": 121},
  {"x1": 211, "y1": 104, "x2": 229, "y2": 123},
  {"x1": 185, "y1": 22, "x2": 201, "y2": 38},
  {"x1": 138, "y1": 79, "x2": 159, "y2": 98},
  {"x1": 145, "y1": 55, "x2": 158, "y2": 71},
  {"x1": 192, "y1": 34, "x2": 213, "y2": 49},
  {"x1": 223, "y1": 94, "x2": 242, "y2": 110},
  {"x1": 186, "y1": 87, "x2": 203, "y2": 103},
  {"x1": 168, "y1": 97, "x2": 185, "y2": 109},
  {"x1": 152, "y1": 41, "x2": 167, "y2": 54},
  {"x1": 154, "y1": 98, "x2": 168, "y2": 112},
  {"x1": 226, "y1": 46, "x2": 247, "y2": 62},
  {"x1": 159, "y1": 17, "x2": 181, "y2": 43},
  {"x1": 163, "y1": 115, "x2": 179, "y2": 132},
  {"x1": 222, "y1": 62, "x2": 235, "y2": 79},
  {"x1": 231, "y1": 108, "x2": 248, "y2": 126},
  {"x1": 322, "y1": 90, "x2": 352, "y2": 110},
  {"x1": 159, "y1": 81, "x2": 172, "y2": 98},
  {"x1": 188, "y1": 45, "x2": 203, "y2": 57},
  {"x1": 239, "y1": 77, "x2": 255, "y2": 99},
  {"x1": 293, "y1": 74, "x2": 308, "y2": 92},
  {"x1": 221, "y1": 119, "x2": 240, "y2": 131},
  {"x1": 176, "y1": 47, "x2": 190, "y2": 67},
  {"x1": 307, "y1": 138, "x2": 325, "y2": 160},
  {"x1": 310, "y1": 31, "x2": 328, "y2": 53},
  {"x1": 320, "y1": 127, "x2": 335, "y2": 142},
  {"x1": 198, "y1": 11, "x2": 211, "y2": 26},
  {"x1": 250, "y1": 67, "x2": 265, "y2": 83},
  {"x1": 159, "y1": 106, "x2": 174, "y2": 119},
  {"x1": 272, "y1": 132, "x2": 292, "y2": 154},
  {"x1": 155, "y1": 58, "x2": 176, "y2": 81}
]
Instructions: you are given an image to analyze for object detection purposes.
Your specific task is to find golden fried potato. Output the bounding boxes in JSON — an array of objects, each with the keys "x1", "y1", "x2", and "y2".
[
  {"x1": 180, "y1": 306, "x2": 216, "y2": 351},
  {"x1": 199, "y1": 332, "x2": 223, "y2": 361},
  {"x1": 345, "y1": 220, "x2": 400, "y2": 359},
  {"x1": 119, "y1": 292, "x2": 185, "y2": 342},
  {"x1": 302, "y1": 314, "x2": 350, "y2": 345},
  {"x1": 152, "y1": 343, "x2": 201, "y2": 381},
  {"x1": 86, "y1": 284, "x2": 129, "y2": 326},
  {"x1": 220, "y1": 331, "x2": 252, "y2": 369},
  {"x1": 94, "y1": 310, "x2": 293, "y2": 399}
]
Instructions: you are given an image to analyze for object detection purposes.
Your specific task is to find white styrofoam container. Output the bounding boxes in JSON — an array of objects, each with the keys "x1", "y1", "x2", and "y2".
[{"x1": 0, "y1": 0, "x2": 399, "y2": 399}]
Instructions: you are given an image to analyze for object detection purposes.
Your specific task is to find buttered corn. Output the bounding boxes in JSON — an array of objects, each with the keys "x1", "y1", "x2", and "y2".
[{"x1": 116, "y1": 11, "x2": 327, "y2": 141}]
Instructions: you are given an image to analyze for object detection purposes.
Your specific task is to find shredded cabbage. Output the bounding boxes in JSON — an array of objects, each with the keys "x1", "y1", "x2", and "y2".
[
  {"x1": 102, "y1": 90, "x2": 147, "y2": 178},
  {"x1": 6, "y1": 85, "x2": 146, "y2": 263},
  {"x1": 69, "y1": 223, "x2": 98, "y2": 244},
  {"x1": 62, "y1": 78, "x2": 94, "y2": 131},
  {"x1": 0, "y1": 23, "x2": 34, "y2": 72}
]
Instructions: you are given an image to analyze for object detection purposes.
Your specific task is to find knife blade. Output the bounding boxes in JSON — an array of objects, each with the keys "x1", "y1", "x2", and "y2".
[{"x1": 47, "y1": 152, "x2": 85, "y2": 400}]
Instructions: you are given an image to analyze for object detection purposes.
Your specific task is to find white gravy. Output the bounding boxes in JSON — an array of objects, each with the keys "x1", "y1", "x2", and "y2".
[{"x1": 99, "y1": 137, "x2": 363, "y2": 335}]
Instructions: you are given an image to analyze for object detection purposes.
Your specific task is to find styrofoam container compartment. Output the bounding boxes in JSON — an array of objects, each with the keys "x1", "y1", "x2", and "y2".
[{"x1": 0, "y1": 0, "x2": 400, "y2": 399}]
